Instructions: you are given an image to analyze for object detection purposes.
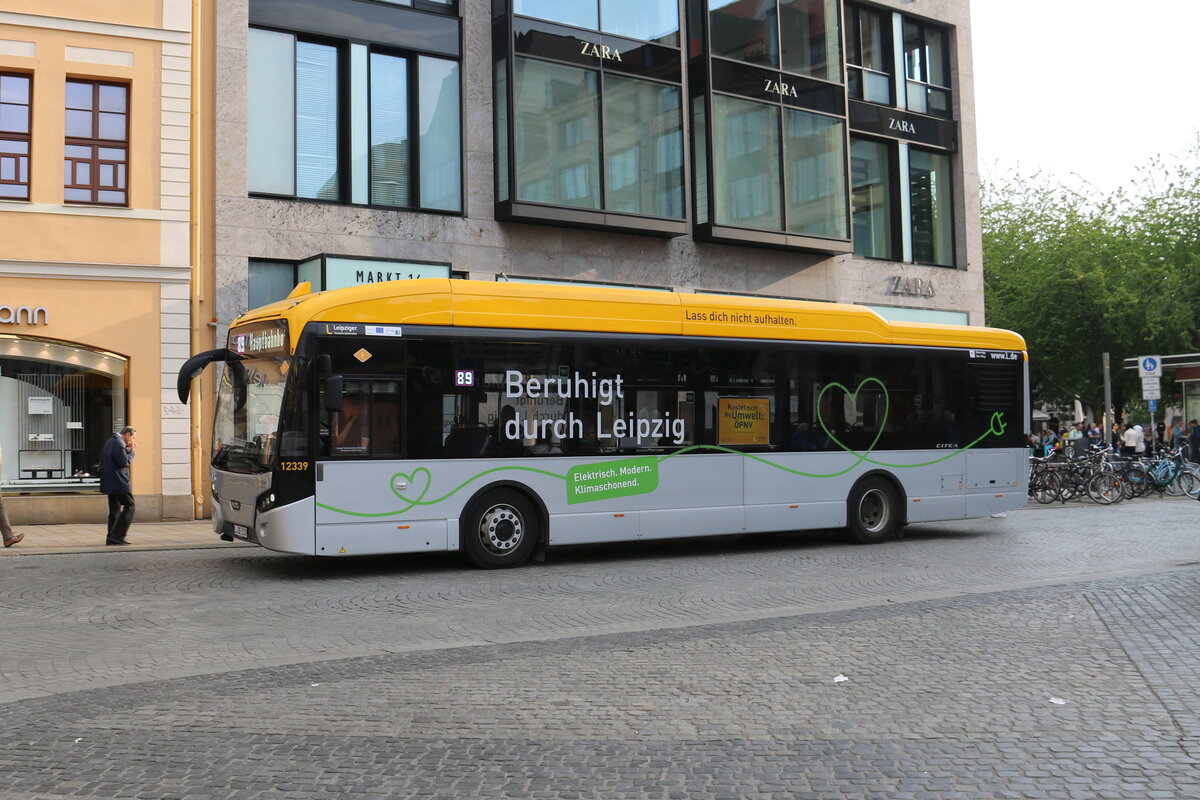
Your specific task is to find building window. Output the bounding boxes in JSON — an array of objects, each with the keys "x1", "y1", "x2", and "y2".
[
  {"x1": 248, "y1": 28, "x2": 462, "y2": 212},
  {"x1": 0, "y1": 73, "x2": 31, "y2": 201},
  {"x1": 248, "y1": 260, "x2": 298, "y2": 309},
  {"x1": 708, "y1": 0, "x2": 841, "y2": 84},
  {"x1": 909, "y1": 147, "x2": 954, "y2": 266},
  {"x1": 846, "y1": 3, "x2": 892, "y2": 105},
  {"x1": 248, "y1": 256, "x2": 454, "y2": 307},
  {"x1": 710, "y1": 94, "x2": 847, "y2": 238},
  {"x1": 513, "y1": 59, "x2": 600, "y2": 209},
  {"x1": 850, "y1": 137, "x2": 895, "y2": 259},
  {"x1": 515, "y1": 0, "x2": 680, "y2": 45},
  {"x1": 495, "y1": 0, "x2": 686, "y2": 233},
  {"x1": 377, "y1": 0, "x2": 457, "y2": 8},
  {"x1": 845, "y1": 8, "x2": 958, "y2": 266},
  {"x1": 850, "y1": 136, "x2": 955, "y2": 267},
  {"x1": 509, "y1": 57, "x2": 684, "y2": 219},
  {"x1": 903, "y1": 18, "x2": 951, "y2": 117},
  {"x1": 63, "y1": 80, "x2": 128, "y2": 205}
]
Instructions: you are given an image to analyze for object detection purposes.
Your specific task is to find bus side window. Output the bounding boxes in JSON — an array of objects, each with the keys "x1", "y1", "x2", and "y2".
[
  {"x1": 331, "y1": 390, "x2": 370, "y2": 455},
  {"x1": 369, "y1": 382, "x2": 402, "y2": 457},
  {"x1": 278, "y1": 358, "x2": 312, "y2": 458},
  {"x1": 325, "y1": 380, "x2": 403, "y2": 457}
]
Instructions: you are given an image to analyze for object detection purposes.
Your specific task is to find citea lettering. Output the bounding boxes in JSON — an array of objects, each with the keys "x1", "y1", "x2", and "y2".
[{"x1": 580, "y1": 41, "x2": 622, "y2": 61}]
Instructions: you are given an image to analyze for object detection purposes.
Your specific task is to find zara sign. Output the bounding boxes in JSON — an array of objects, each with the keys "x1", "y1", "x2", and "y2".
[
  {"x1": 885, "y1": 276, "x2": 935, "y2": 298},
  {"x1": 0, "y1": 304, "x2": 50, "y2": 325}
]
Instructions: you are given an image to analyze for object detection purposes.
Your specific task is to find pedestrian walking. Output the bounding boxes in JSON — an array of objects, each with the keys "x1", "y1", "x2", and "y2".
[
  {"x1": 1, "y1": 443, "x2": 24, "y2": 548},
  {"x1": 1170, "y1": 417, "x2": 1186, "y2": 452},
  {"x1": 100, "y1": 426, "x2": 136, "y2": 545},
  {"x1": 1120, "y1": 423, "x2": 1138, "y2": 456},
  {"x1": 1190, "y1": 420, "x2": 1200, "y2": 463},
  {"x1": 1133, "y1": 424, "x2": 1147, "y2": 455}
]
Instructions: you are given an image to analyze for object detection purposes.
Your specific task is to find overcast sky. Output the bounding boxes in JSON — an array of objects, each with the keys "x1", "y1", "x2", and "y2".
[{"x1": 971, "y1": 0, "x2": 1200, "y2": 195}]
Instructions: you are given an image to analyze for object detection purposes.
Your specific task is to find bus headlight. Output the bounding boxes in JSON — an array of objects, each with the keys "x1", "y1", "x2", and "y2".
[{"x1": 257, "y1": 492, "x2": 276, "y2": 513}]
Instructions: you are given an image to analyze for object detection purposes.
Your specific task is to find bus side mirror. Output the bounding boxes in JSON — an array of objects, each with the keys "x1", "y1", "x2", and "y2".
[
  {"x1": 324, "y1": 375, "x2": 344, "y2": 413},
  {"x1": 176, "y1": 348, "x2": 243, "y2": 403}
]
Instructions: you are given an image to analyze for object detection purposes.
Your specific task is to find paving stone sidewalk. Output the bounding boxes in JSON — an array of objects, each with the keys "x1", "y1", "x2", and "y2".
[{"x1": 0, "y1": 519, "x2": 244, "y2": 555}]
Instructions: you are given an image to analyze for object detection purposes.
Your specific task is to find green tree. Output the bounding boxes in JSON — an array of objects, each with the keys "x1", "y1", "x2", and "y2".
[{"x1": 982, "y1": 140, "x2": 1200, "y2": 423}]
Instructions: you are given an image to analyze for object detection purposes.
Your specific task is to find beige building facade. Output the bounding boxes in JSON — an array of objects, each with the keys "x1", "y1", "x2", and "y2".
[{"x1": 0, "y1": 1, "x2": 194, "y2": 522}]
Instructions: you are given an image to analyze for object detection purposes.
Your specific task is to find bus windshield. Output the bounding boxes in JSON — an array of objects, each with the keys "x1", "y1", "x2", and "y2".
[{"x1": 213, "y1": 322, "x2": 291, "y2": 473}]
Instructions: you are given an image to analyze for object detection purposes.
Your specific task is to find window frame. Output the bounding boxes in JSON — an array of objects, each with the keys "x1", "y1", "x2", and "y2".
[
  {"x1": 494, "y1": 2, "x2": 690, "y2": 236},
  {"x1": 0, "y1": 72, "x2": 32, "y2": 201},
  {"x1": 849, "y1": 134, "x2": 899, "y2": 261},
  {"x1": 704, "y1": 92, "x2": 850, "y2": 243},
  {"x1": 845, "y1": 3, "x2": 894, "y2": 106},
  {"x1": 847, "y1": 136, "x2": 958, "y2": 268},
  {"x1": 902, "y1": 17, "x2": 952, "y2": 118},
  {"x1": 246, "y1": 25, "x2": 464, "y2": 215},
  {"x1": 63, "y1": 79, "x2": 129, "y2": 207},
  {"x1": 907, "y1": 144, "x2": 956, "y2": 267}
]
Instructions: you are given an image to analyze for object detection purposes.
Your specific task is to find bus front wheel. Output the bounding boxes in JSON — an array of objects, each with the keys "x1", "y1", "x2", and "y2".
[
  {"x1": 462, "y1": 489, "x2": 539, "y2": 569},
  {"x1": 846, "y1": 477, "x2": 902, "y2": 544}
]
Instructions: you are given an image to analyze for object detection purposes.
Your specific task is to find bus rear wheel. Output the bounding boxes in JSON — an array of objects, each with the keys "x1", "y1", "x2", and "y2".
[
  {"x1": 846, "y1": 477, "x2": 902, "y2": 544},
  {"x1": 463, "y1": 489, "x2": 539, "y2": 569}
]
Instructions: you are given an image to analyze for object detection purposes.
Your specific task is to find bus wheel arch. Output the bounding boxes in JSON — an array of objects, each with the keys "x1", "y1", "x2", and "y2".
[
  {"x1": 845, "y1": 472, "x2": 906, "y2": 544},
  {"x1": 459, "y1": 481, "x2": 547, "y2": 569}
]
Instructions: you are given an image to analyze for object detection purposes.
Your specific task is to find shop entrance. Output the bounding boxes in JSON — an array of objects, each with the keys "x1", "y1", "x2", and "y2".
[{"x1": 0, "y1": 335, "x2": 127, "y2": 492}]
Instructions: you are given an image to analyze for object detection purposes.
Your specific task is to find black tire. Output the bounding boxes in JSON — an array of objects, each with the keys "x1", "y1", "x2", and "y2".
[
  {"x1": 1032, "y1": 471, "x2": 1060, "y2": 504},
  {"x1": 846, "y1": 477, "x2": 902, "y2": 544},
  {"x1": 462, "y1": 489, "x2": 539, "y2": 569},
  {"x1": 1087, "y1": 472, "x2": 1122, "y2": 504}
]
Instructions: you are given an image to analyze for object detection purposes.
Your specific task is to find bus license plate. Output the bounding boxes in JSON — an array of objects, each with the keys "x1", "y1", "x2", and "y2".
[{"x1": 232, "y1": 525, "x2": 248, "y2": 538}]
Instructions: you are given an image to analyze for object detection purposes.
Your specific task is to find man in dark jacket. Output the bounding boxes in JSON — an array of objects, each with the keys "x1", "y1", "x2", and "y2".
[{"x1": 100, "y1": 426, "x2": 136, "y2": 545}]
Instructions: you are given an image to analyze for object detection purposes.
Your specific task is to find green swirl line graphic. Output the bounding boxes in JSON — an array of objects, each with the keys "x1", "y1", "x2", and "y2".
[{"x1": 315, "y1": 378, "x2": 1009, "y2": 517}]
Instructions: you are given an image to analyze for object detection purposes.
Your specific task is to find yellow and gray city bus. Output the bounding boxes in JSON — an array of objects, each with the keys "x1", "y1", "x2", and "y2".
[{"x1": 178, "y1": 279, "x2": 1028, "y2": 568}]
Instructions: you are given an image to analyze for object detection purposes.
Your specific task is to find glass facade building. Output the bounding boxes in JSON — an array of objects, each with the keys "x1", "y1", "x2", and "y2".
[{"x1": 218, "y1": 0, "x2": 982, "y2": 366}]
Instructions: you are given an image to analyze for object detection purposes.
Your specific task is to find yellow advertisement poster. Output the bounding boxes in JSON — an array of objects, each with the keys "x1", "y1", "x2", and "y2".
[{"x1": 718, "y1": 397, "x2": 771, "y2": 445}]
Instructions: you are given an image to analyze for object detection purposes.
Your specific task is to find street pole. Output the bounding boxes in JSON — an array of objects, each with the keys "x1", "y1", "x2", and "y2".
[{"x1": 1103, "y1": 353, "x2": 1113, "y2": 440}]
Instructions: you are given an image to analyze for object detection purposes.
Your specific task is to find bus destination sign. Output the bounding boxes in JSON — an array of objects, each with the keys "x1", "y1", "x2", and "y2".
[{"x1": 232, "y1": 323, "x2": 288, "y2": 356}]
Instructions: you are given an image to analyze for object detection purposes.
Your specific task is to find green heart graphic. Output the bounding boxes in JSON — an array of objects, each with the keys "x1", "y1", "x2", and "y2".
[
  {"x1": 389, "y1": 467, "x2": 432, "y2": 511},
  {"x1": 815, "y1": 377, "x2": 889, "y2": 468}
]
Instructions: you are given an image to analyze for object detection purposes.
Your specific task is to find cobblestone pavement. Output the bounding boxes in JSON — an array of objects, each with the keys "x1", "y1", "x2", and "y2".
[{"x1": 2, "y1": 498, "x2": 1199, "y2": 798}]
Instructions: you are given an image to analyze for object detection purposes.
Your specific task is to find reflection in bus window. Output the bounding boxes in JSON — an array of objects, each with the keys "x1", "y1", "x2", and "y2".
[
  {"x1": 332, "y1": 393, "x2": 369, "y2": 454},
  {"x1": 327, "y1": 380, "x2": 402, "y2": 457}
]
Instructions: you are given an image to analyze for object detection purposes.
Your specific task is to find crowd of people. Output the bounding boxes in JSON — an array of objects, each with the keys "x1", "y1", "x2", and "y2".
[{"x1": 1030, "y1": 416, "x2": 1200, "y2": 460}]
